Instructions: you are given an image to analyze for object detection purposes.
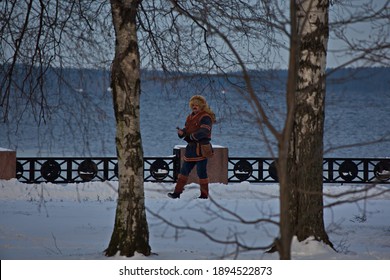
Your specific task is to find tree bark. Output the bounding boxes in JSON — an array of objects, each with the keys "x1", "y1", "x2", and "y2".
[
  {"x1": 288, "y1": 0, "x2": 333, "y2": 247},
  {"x1": 105, "y1": 0, "x2": 151, "y2": 257},
  {"x1": 275, "y1": 0, "x2": 300, "y2": 260}
]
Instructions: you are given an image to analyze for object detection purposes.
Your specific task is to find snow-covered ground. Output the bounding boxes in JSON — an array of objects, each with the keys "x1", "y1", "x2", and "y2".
[
  {"x1": 1, "y1": 178, "x2": 389, "y2": 260},
  {"x1": 2, "y1": 176, "x2": 390, "y2": 280}
]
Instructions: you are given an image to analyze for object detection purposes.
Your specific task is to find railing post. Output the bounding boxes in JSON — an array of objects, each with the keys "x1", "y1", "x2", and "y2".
[
  {"x1": 363, "y1": 159, "x2": 369, "y2": 182},
  {"x1": 0, "y1": 148, "x2": 16, "y2": 180},
  {"x1": 328, "y1": 159, "x2": 334, "y2": 182},
  {"x1": 67, "y1": 159, "x2": 73, "y2": 182},
  {"x1": 29, "y1": 159, "x2": 35, "y2": 182},
  {"x1": 103, "y1": 159, "x2": 109, "y2": 180}
]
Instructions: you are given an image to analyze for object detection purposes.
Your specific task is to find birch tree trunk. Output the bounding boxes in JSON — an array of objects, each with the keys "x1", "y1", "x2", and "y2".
[
  {"x1": 105, "y1": 0, "x2": 151, "y2": 257},
  {"x1": 288, "y1": 0, "x2": 333, "y2": 246},
  {"x1": 276, "y1": 0, "x2": 300, "y2": 260}
]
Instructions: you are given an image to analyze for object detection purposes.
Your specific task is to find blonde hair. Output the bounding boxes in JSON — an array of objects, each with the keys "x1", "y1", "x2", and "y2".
[{"x1": 189, "y1": 95, "x2": 216, "y2": 123}]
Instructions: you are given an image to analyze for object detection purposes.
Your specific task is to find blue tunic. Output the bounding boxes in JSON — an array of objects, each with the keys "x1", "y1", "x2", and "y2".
[{"x1": 179, "y1": 111, "x2": 213, "y2": 162}]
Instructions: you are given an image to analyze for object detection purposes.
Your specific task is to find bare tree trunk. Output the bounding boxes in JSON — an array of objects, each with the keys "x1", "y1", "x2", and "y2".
[
  {"x1": 288, "y1": 0, "x2": 333, "y2": 247},
  {"x1": 275, "y1": 0, "x2": 300, "y2": 260},
  {"x1": 105, "y1": 0, "x2": 151, "y2": 257}
]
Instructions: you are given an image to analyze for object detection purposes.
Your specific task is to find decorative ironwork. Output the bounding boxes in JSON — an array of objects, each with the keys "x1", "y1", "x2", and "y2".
[
  {"x1": 323, "y1": 158, "x2": 390, "y2": 184},
  {"x1": 338, "y1": 160, "x2": 358, "y2": 182},
  {"x1": 232, "y1": 159, "x2": 253, "y2": 181},
  {"x1": 228, "y1": 158, "x2": 279, "y2": 183},
  {"x1": 40, "y1": 159, "x2": 62, "y2": 182},
  {"x1": 16, "y1": 161, "x2": 24, "y2": 179},
  {"x1": 268, "y1": 160, "x2": 278, "y2": 181},
  {"x1": 78, "y1": 159, "x2": 98, "y2": 182},
  {"x1": 144, "y1": 157, "x2": 176, "y2": 182},
  {"x1": 228, "y1": 157, "x2": 390, "y2": 184},
  {"x1": 16, "y1": 157, "x2": 118, "y2": 183},
  {"x1": 373, "y1": 160, "x2": 390, "y2": 182},
  {"x1": 15, "y1": 156, "x2": 390, "y2": 184},
  {"x1": 16, "y1": 156, "x2": 176, "y2": 184}
]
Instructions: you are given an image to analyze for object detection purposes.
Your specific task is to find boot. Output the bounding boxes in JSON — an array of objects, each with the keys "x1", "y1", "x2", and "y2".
[
  {"x1": 167, "y1": 192, "x2": 181, "y2": 199},
  {"x1": 198, "y1": 178, "x2": 209, "y2": 199},
  {"x1": 167, "y1": 174, "x2": 188, "y2": 199}
]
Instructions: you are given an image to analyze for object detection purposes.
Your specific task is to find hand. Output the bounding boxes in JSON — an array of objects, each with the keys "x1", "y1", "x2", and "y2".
[{"x1": 176, "y1": 127, "x2": 184, "y2": 136}]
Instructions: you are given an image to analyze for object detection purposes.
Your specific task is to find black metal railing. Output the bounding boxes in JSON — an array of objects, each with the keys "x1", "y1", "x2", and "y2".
[
  {"x1": 15, "y1": 156, "x2": 390, "y2": 184},
  {"x1": 228, "y1": 157, "x2": 390, "y2": 184},
  {"x1": 16, "y1": 156, "x2": 178, "y2": 184}
]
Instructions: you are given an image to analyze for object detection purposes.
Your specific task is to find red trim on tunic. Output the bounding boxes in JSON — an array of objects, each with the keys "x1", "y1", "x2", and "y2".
[
  {"x1": 184, "y1": 155, "x2": 206, "y2": 162},
  {"x1": 200, "y1": 124, "x2": 211, "y2": 131}
]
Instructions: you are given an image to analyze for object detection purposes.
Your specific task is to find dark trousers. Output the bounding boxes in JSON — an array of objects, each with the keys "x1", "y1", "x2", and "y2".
[{"x1": 180, "y1": 159, "x2": 208, "y2": 179}]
